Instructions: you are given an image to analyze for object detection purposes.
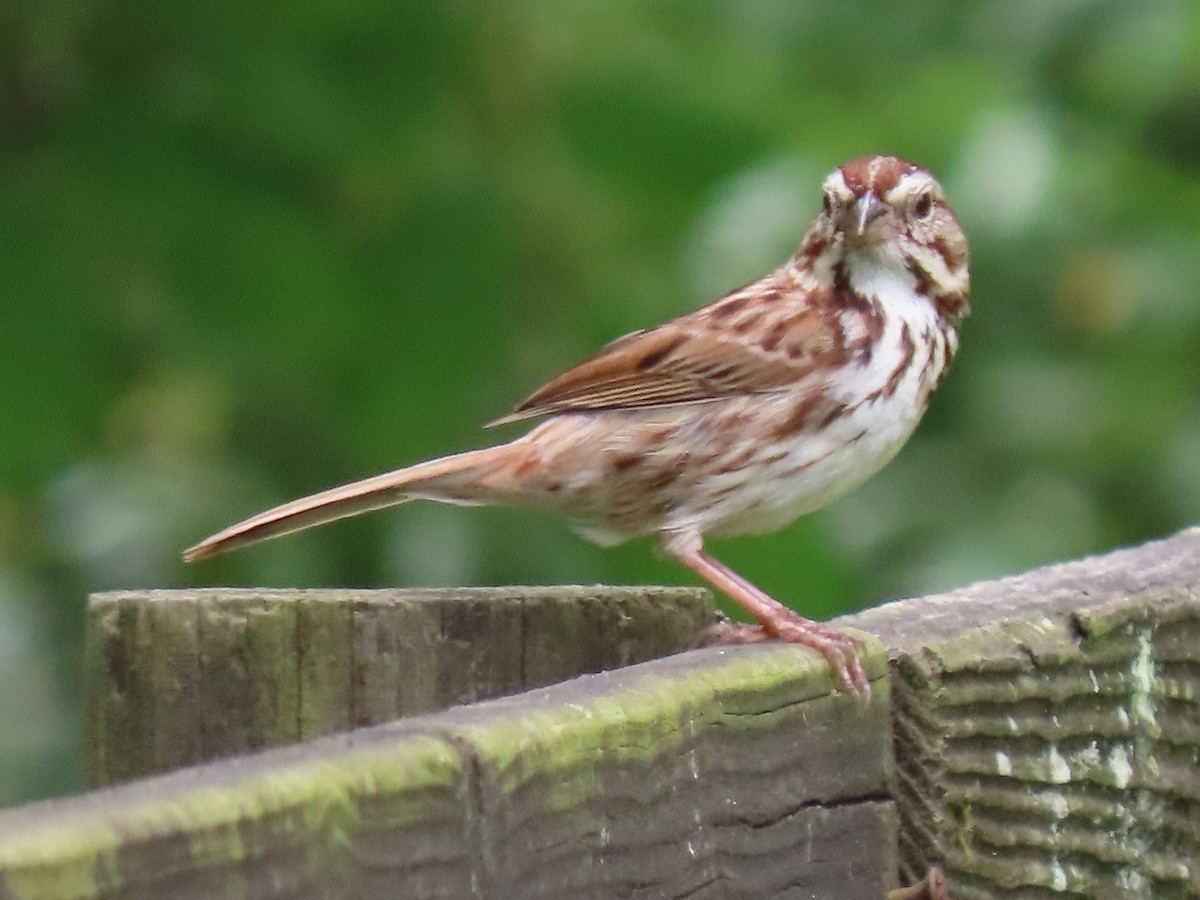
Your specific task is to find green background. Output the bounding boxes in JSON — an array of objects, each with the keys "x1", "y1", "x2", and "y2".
[{"x1": 2, "y1": 1, "x2": 1199, "y2": 805}]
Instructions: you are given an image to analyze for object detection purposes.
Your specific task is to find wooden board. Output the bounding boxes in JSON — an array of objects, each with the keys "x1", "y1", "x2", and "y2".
[
  {"x1": 3, "y1": 640, "x2": 894, "y2": 900},
  {"x1": 84, "y1": 586, "x2": 715, "y2": 785},
  {"x1": 840, "y1": 526, "x2": 1200, "y2": 899}
]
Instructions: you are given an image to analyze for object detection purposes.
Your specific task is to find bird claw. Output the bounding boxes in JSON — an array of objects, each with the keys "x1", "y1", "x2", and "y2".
[
  {"x1": 704, "y1": 617, "x2": 872, "y2": 704},
  {"x1": 887, "y1": 867, "x2": 948, "y2": 900},
  {"x1": 703, "y1": 619, "x2": 773, "y2": 644}
]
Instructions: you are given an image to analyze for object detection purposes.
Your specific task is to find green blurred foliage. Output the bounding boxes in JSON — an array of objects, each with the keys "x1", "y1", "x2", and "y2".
[{"x1": 1, "y1": 0, "x2": 1199, "y2": 805}]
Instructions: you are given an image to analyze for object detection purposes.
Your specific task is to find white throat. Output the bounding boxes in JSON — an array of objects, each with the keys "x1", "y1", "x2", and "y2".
[{"x1": 845, "y1": 248, "x2": 922, "y2": 312}]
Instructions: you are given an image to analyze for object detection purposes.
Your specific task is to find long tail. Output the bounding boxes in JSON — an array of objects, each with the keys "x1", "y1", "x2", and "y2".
[{"x1": 183, "y1": 444, "x2": 513, "y2": 563}]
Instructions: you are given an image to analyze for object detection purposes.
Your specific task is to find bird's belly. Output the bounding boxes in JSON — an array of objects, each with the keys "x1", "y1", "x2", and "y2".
[
  {"x1": 525, "y1": 363, "x2": 935, "y2": 544},
  {"x1": 696, "y1": 393, "x2": 916, "y2": 535}
]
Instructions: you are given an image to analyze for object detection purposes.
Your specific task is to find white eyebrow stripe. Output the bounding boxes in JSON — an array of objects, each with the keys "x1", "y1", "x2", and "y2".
[
  {"x1": 823, "y1": 170, "x2": 853, "y2": 199},
  {"x1": 888, "y1": 172, "x2": 940, "y2": 202}
]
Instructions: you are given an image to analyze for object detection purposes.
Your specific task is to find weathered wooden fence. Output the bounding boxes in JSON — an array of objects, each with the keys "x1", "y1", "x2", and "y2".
[
  {"x1": 83, "y1": 586, "x2": 716, "y2": 784},
  {"x1": 0, "y1": 529, "x2": 1196, "y2": 898},
  {"x1": 849, "y1": 528, "x2": 1200, "y2": 899}
]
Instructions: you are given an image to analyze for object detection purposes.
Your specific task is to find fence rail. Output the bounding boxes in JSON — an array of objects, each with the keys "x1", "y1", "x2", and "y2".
[
  {"x1": 0, "y1": 527, "x2": 1197, "y2": 898},
  {"x1": 5, "y1": 635, "x2": 892, "y2": 899},
  {"x1": 840, "y1": 526, "x2": 1200, "y2": 898}
]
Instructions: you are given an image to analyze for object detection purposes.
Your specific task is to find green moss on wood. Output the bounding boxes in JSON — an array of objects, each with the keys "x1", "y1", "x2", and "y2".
[{"x1": 2, "y1": 640, "x2": 892, "y2": 899}]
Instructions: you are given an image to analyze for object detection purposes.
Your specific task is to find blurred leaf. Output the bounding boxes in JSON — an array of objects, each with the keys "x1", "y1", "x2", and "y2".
[{"x1": 2, "y1": 0, "x2": 1200, "y2": 806}]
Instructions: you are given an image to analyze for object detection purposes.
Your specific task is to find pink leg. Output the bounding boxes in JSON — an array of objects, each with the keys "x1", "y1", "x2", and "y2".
[
  {"x1": 665, "y1": 534, "x2": 870, "y2": 702},
  {"x1": 887, "y1": 868, "x2": 948, "y2": 900}
]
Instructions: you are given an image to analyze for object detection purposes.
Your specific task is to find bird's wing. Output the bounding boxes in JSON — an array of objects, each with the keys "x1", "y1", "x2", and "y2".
[{"x1": 491, "y1": 278, "x2": 840, "y2": 425}]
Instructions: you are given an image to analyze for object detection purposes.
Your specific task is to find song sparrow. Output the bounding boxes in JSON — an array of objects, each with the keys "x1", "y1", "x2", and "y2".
[{"x1": 185, "y1": 155, "x2": 970, "y2": 701}]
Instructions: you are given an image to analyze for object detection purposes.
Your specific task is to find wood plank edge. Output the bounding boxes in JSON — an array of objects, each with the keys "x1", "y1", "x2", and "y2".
[{"x1": 0, "y1": 639, "x2": 888, "y2": 898}]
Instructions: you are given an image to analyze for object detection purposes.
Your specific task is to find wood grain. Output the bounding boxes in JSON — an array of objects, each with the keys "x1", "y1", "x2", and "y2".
[
  {"x1": 85, "y1": 586, "x2": 714, "y2": 785},
  {"x1": 9, "y1": 641, "x2": 893, "y2": 899},
  {"x1": 839, "y1": 527, "x2": 1200, "y2": 899}
]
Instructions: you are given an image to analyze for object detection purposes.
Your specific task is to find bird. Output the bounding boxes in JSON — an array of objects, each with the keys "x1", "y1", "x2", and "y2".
[{"x1": 185, "y1": 154, "x2": 971, "y2": 702}]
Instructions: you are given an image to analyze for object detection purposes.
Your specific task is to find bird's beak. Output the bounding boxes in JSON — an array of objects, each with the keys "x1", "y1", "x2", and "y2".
[{"x1": 853, "y1": 192, "x2": 885, "y2": 237}]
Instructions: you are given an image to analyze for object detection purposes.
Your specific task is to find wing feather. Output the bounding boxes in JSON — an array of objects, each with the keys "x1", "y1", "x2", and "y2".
[{"x1": 491, "y1": 275, "x2": 836, "y2": 425}]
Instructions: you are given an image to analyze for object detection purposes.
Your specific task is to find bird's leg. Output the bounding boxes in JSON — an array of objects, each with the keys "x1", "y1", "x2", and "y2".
[{"x1": 663, "y1": 532, "x2": 870, "y2": 702}]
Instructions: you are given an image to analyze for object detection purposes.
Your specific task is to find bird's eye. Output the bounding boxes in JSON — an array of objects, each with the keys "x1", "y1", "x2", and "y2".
[{"x1": 913, "y1": 192, "x2": 933, "y2": 219}]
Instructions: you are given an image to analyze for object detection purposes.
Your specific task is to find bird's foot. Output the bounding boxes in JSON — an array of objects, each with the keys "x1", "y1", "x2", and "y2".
[
  {"x1": 705, "y1": 614, "x2": 871, "y2": 704},
  {"x1": 887, "y1": 868, "x2": 948, "y2": 900}
]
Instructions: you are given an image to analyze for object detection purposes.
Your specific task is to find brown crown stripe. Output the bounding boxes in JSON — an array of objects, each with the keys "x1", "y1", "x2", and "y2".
[{"x1": 839, "y1": 155, "x2": 920, "y2": 197}]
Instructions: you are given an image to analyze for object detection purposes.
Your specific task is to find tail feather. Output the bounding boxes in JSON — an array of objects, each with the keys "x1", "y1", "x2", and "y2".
[{"x1": 183, "y1": 445, "x2": 508, "y2": 563}]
